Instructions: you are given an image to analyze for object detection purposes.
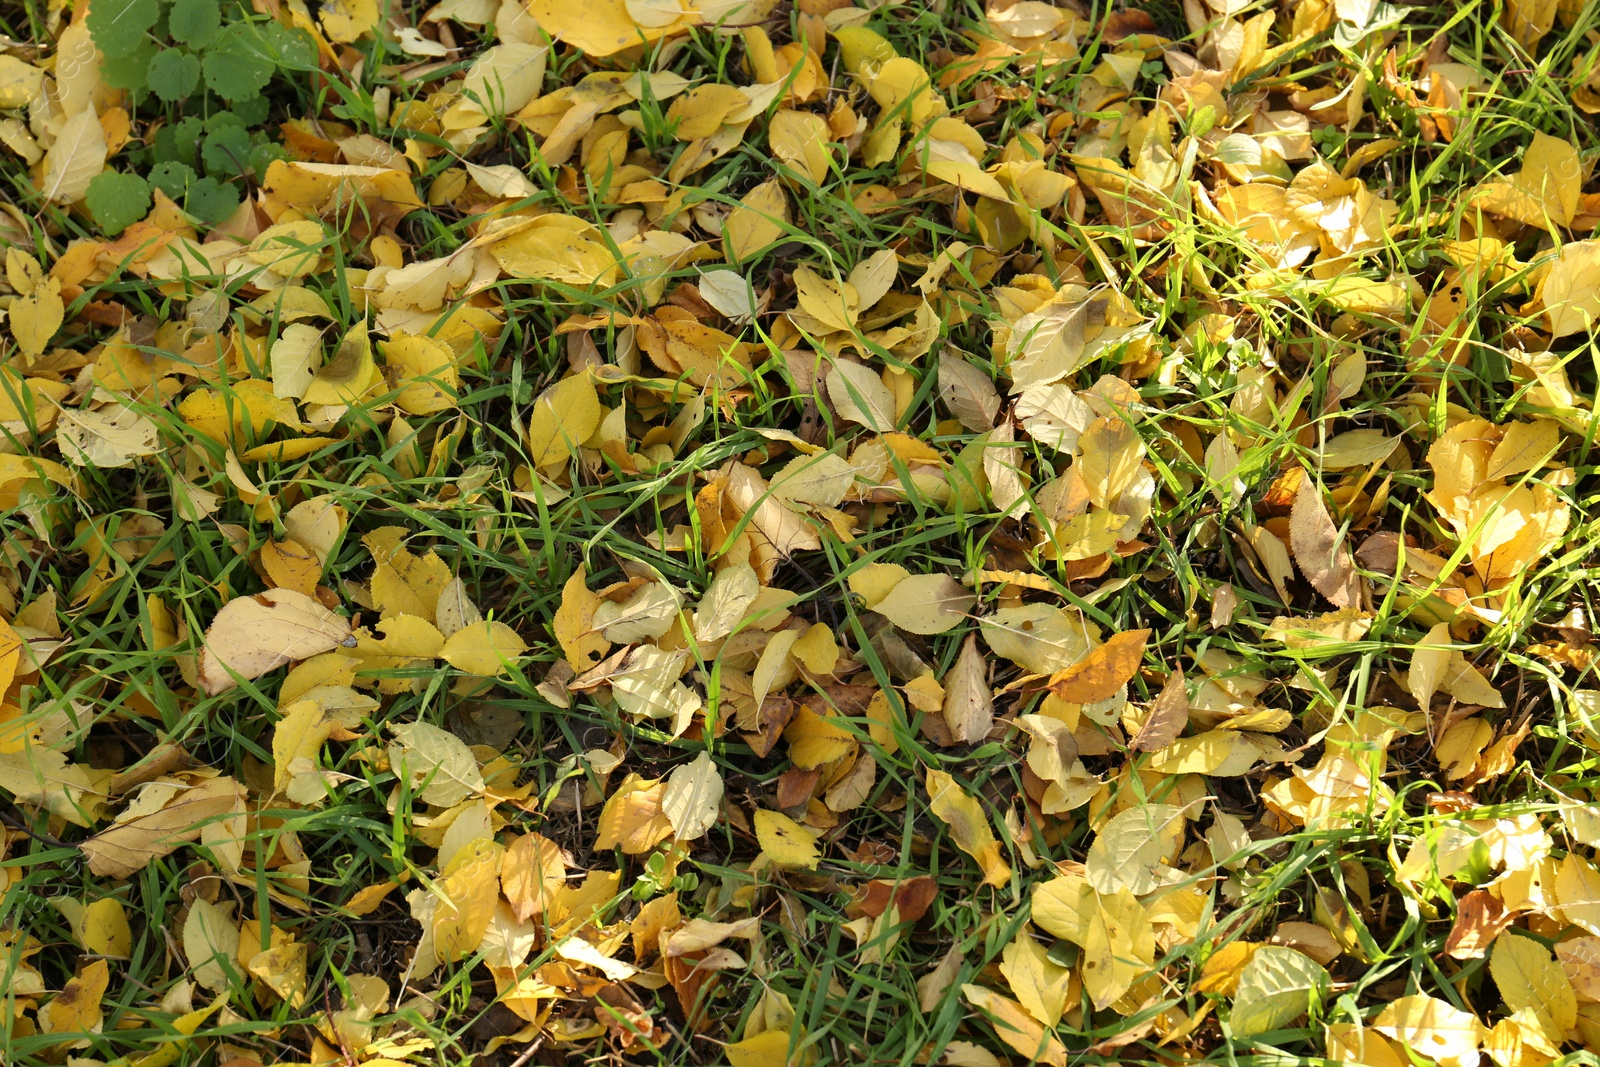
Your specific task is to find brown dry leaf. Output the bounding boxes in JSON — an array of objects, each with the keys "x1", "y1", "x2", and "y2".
[
  {"x1": 197, "y1": 589, "x2": 355, "y2": 695},
  {"x1": 1047, "y1": 629, "x2": 1149, "y2": 703},
  {"x1": 1289, "y1": 476, "x2": 1358, "y2": 607},
  {"x1": 1131, "y1": 666, "x2": 1188, "y2": 752},
  {"x1": 80, "y1": 776, "x2": 248, "y2": 878},
  {"x1": 942, "y1": 635, "x2": 994, "y2": 743},
  {"x1": 1445, "y1": 890, "x2": 1514, "y2": 959}
]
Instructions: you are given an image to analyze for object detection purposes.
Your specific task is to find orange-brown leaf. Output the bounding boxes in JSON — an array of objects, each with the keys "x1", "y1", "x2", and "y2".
[{"x1": 1046, "y1": 629, "x2": 1149, "y2": 704}]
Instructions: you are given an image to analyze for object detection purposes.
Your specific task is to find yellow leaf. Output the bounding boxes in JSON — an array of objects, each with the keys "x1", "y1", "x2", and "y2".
[
  {"x1": 1538, "y1": 240, "x2": 1600, "y2": 338},
  {"x1": 261, "y1": 538, "x2": 323, "y2": 597},
  {"x1": 319, "y1": 0, "x2": 379, "y2": 42},
  {"x1": 246, "y1": 941, "x2": 308, "y2": 1006},
  {"x1": 769, "y1": 109, "x2": 832, "y2": 182},
  {"x1": 440, "y1": 620, "x2": 528, "y2": 676},
  {"x1": 999, "y1": 928, "x2": 1072, "y2": 1027},
  {"x1": 10, "y1": 274, "x2": 63, "y2": 358},
  {"x1": 528, "y1": 0, "x2": 674, "y2": 56},
  {"x1": 754, "y1": 808, "x2": 820, "y2": 869},
  {"x1": 428, "y1": 837, "x2": 505, "y2": 966},
  {"x1": 502, "y1": 831, "x2": 567, "y2": 922},
  {"x1": 177, "y1": 380, "x2": 304, "y2": 448},
  {"x1": 597, "y1": 774, "x2": 675, "y2": 854},
  {"x1": 848, "y1": 562, "x2": 911, "y2": 608},
  {"x1": 724, "y1": 179, "x2": 790, "y2": 260},
  {"x1": 1326, "y1": 1024, "x2": 1410, "y2": 1067},
  {"x1": 527, "y1": 373, "x2": 602, "y2": 470},
  {"x1": 197, "y1": 589, "x2": 354, "y2": 696},
  {"x1": 555, "y1": 566, "x2": 611, "y2": 671},
  {"x1": 382, "y1": 332, "x2": 459, "y2": 415},
  {"x1": 272, "y1": 700, "x2": 331, "y2": 795},
  {"x1": 344, "y1": 881, "x2": 400, "y2": 915},
  {"x1": 960, "y1": 984, "x2": 1067, "y2": 1066},
  {"x1": 1492, "y1": 933, "x2": 1577, "y2": 1033},
  {"x1": 76, "y1": 898, "x2": 133, "y2": 958},
  {"x1": 303, "y1": 319, "x2": 380, "y2": 407},
  {"x1": 1409, "y1": 622, "x2": 1451, "y2": 712},
  {"x1": 0, "y1": 55, "x2": 45, "y2": 109},
  {"x1": 1371, "y1": 995, "x2": 1485, "y2": 1067},
  {"x1": 39, "y1": 958, "x2": 108, "y2": 1039},
  {"x1": 727, "y1": 1027, "x2": 810, "y2": 1067},
  {"x1": 925, "y1": 768, "x2": 1010, "y2": 887},
  {"x1": 364, "y1": 527, "x2": 452, "y2": 622},
  {"x1": 667, "y1": 84, "x2": 748, "y2": 141},
  {"x1": 1030, "y1": 874, "x2": 1154, "y2": 1010}
]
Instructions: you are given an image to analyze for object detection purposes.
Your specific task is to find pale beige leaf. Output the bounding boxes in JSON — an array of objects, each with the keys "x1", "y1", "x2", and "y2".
[
  {"x1": 270, "y1": 323, "x2": 323, "y2": 400},
  {"x1": 694, "y1": 561, "x2": 760, "y2": 643},
  {"x1": 183, "y1": 899, "x2": 239, "y2": 993},
  {"x1": 56, "y1": 404, "x2": 162, "y2": 468},
  {"x1": 872, "y1": 574, "x2": 974, "y2": 635},
  {"x1": 1409, "y1": 622, "x2": 1451, "y2": 711},
  {"x1": 827, "y1": 360, "x2": 896, "y2": 431},
  {"x1": 1085, "y1": 803, "x2": 1186, "y2": 895},
  {"x1": 726, "y1": 462, "x2": 822, "y2": 555},
  {"x1": 388, "y1": 721, "x2": 484, "y2": 807},
  {"x1": 661, "y1": 751, "x2": 723, "y2": 841},
  {"x1": 198, "y1": 589, "x2": 355, "y2": 695},
  {"x1": 942, "y1": 635, "x2": 994, "y2": 743},
  {"x1": 1131, "y1": 666, "x2": 1188, "y2": 752},
  {"x1": 79, "y1": 776, "x2": 246, "y2": 877},
  {"x1": 40, "y1": 107, "x2": 106, "y2": 204},
  {"x1": 938, "y1": 350, "x2": 999, "y2": 432}
]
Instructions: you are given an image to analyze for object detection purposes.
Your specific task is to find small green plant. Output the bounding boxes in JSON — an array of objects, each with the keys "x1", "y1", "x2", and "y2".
[{"x1": 82, "y1": 0, "x2": 316, "y2": 227}]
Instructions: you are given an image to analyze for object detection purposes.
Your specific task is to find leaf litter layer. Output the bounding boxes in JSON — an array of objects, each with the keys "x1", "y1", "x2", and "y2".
[{"x1": 1, "y1": 0, "x2": 1600, "y2": 1064}]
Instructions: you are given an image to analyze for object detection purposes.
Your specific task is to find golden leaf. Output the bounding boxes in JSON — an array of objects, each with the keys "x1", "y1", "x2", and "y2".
[
  {"x1": 925, "y1": 768, "x2": 1010, "y2": 887},
  {"x1": 1046, "y1": 628, "x2": 1148, "y2": 703}
]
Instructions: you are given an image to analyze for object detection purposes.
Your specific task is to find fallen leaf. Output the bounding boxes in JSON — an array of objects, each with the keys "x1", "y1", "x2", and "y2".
[
  {"x1": 926, "y1": 768, "x2": 1010, "y2": 887},
  {"x1": 662, "y1": 751, "x2": 723, "y2": 841},
  {"x1": 1131, "y1": 667, "x2": 1187, "y2": 751},
  {"x1": 197, "y1": 589, "x2": 355, "y2": 695},
  {"x1": 1047, "y1": 629, "x2": 1148, "y2": 703}
]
